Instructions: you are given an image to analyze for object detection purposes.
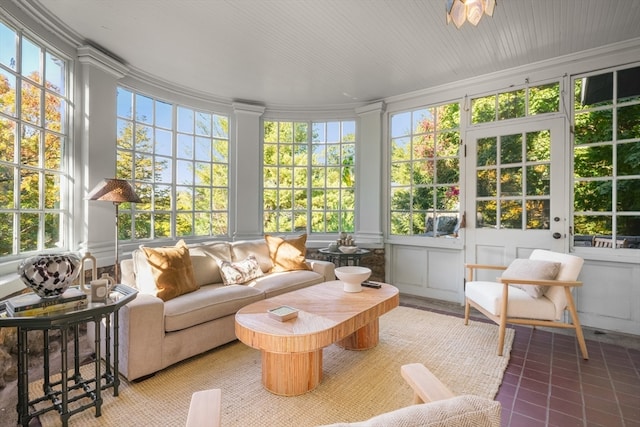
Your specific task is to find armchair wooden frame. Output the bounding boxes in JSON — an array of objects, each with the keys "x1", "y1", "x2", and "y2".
[{"x1": 464, "y1": 263, "x2": 589, "y2": 360}]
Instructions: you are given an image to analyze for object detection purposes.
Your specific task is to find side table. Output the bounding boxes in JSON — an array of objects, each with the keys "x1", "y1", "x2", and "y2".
[
  {"x1": 0, "y1": 284, "x2": 137, "y2": 427},
  {"x1": 319, "y1": 248, "x2": 370, "y2": 267}
]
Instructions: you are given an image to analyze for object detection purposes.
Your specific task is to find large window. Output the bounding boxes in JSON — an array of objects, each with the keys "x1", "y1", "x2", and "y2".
[
  {"x1": 0, "y1": 20, "x2": 70, "y2": 258},
  {"x1": 116, "y1": 88, "x2": 229, "y2": 240},
  {"x1": 389, "y1": 102, "x2": 460, "y2": 236},
  {"x1": 263, "y1": 120, "x2": 356, "y2": 234},
  {"x1": 572, "y1": 65, "x2": 640, "y2": 249}
]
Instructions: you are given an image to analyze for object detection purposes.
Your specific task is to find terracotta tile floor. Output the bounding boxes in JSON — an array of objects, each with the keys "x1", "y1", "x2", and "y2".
[{"x1": 400, "y1": 295, "x2": 640, "y2": 427}]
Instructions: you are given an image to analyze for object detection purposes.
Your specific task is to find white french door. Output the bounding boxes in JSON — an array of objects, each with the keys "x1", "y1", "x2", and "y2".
[{"x1": 464, "y1": 118, "x2": 568, "y2": 274}]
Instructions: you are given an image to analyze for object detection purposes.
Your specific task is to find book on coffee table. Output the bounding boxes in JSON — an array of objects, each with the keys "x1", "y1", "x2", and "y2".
[
  {"x1": 6, "y1": 287, "x2": 87, "y2": 316},
  {"x1": 267, "y1": 305, "x2": 298, "y2": 321}
]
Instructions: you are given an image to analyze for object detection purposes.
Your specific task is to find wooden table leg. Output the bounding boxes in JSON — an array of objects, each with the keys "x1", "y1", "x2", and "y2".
[
  {"x1": 261, "y1": 350, "x2": 322, "y2": 396},
  {"x1": 336, "y1": 319, "x2": 379, "y2": 350}
]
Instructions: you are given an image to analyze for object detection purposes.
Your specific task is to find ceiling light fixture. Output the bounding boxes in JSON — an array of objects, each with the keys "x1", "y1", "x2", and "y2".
[{"x1": 446, "y1": 0, "x2": 496, "y2": 28}]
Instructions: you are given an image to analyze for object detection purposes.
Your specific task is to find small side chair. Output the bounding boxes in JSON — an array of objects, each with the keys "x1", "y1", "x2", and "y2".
[{"x1": 464, "y1": 249, "x2": 588, "y2": 360}]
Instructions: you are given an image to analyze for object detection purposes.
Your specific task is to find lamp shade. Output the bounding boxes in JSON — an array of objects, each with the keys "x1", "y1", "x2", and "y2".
[{"x1": 87, "y1": 178, "x2": 141, "y2": 203}]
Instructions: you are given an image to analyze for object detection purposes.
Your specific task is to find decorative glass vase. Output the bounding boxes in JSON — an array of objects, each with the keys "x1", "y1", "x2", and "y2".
[{"x1": 18, "y1": 253, "x2": 82, "y2": 298}]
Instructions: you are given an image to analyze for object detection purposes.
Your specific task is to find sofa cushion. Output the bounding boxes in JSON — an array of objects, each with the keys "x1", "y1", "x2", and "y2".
[
  {"x1": 163, "y1": 283, "x2": 264, "y2": 332},
  {"x1": 231, "y1": 239, "x2": 273, "y2": 273},
  {"x1": 189, "y1": 242, "x2": 232, "y2": 286},
  {"x1": 250, "y1": 269, "x2": 324, "y2": 298},
  {"x1": 218, "y1": 255, "x2": 264, "y2": 285},
  {"x1": 321, "y1": 395, "x2": 501, "y2": 427},
  {"x1": 502, "y1": 258, "x2": 561, "y2": 298},
  {"x1": 140, "y1": 240, "x2": 198, "y2": 301},
  {"x1": 265, "y1": 234, "x2": 311, "y2": 273}
]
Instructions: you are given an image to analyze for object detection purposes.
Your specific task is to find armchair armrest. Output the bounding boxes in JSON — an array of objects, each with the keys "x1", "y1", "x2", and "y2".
[
  {"x1": 400, "y1": 363, "x2": 455, "y2": 404},
  {"x1": 465, "y1": 263, "x2": 507, "y2": 281},
  {"x1": 498, "y1": 277, "x2": 582, "y2": 287},
  {"x1": 306, "y1": 259, "x2": 336, "y2": 281}
]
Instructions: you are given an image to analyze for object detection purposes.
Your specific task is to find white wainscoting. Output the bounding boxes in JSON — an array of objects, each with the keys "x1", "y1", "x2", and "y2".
[
  {"x1": 576, "y1": 260, "x2": 640, "y2": 336},
  {"x1": 388, "y1": 245, "x2": 464, "y2": 304},
  {"x1": 388, "y1": 244, "x2": 640, "y2": 336}
]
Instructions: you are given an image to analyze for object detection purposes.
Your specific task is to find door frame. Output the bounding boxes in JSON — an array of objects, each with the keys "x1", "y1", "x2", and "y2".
[{"x1": 463, "y1": 117, "x2": 569, "y2": 267}]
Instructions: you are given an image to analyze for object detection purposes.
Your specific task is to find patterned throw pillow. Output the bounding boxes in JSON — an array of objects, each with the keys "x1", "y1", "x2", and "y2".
[
  {"x1": 140, "y1": 240, "x2": 198, "y2": 301},
  {"x1": 217, "y1": 255, "x2": 264, "y2": 285},
  {"x1": 264, "y1": 234, "x2": 311, "y2": 273},
  {"x1": 502, "y1": 258, "x2": 561, "y2": 298}
]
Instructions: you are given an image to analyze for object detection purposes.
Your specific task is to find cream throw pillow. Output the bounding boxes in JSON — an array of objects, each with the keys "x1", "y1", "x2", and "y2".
[
  {"x1": 264, "y1": 234, "x2": 311, "y2": 273},
  {"x1": 217, "y1": 255, "x2": 264, "y2": 285},
  {"x1": 502, "y1": 258, "x2": 561, "y2": 298},
  {"x1": 140, "y1": 240, "x2": 198, "y2": 301}
]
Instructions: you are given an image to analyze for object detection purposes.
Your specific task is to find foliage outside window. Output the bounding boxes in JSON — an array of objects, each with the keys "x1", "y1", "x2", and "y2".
[
  {"x1": 263, "y1": 120, "x2": 355, "y2": 234},
  {"x1": 389, "y1": 102, "x2": 460, "y2": 236},
  {"x1": 471, "y1": 82, "x2": 560, "y2": 124},
  {"x1": 475, "y1": 131, "x2": 552, "y2": 230},
  {"x1": 116, "y1": 87, "x2": 229, "y2": 240},
  {"x1": 0, "y1": 20, "x2": 70, "y2": 257},
  {"x1": 573, "y1": 65, "x2": 640, "y2": 249}
]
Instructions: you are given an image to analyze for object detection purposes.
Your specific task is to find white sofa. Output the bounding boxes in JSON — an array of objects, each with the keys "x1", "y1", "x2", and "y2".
[{"x1": 98, "y1": 238, "x2": 335, "y2": 381}]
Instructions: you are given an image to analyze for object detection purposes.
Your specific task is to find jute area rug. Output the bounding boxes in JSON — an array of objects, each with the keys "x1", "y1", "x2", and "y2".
[{"x1": 33, "y1": 307, "x2": 514, "y2": 427}]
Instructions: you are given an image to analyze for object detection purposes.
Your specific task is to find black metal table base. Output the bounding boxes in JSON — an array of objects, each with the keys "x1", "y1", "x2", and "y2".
[
  {"x1": 15, "y1": 312, "x2": 120, "y2": 427},
  {"x1": 0, "y1": 285, "x2": 136, "y2": 427}
]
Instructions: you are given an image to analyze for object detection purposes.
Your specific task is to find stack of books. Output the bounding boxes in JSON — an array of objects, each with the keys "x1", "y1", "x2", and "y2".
[{"x1": 5, "y1": 287, "x2": 88, "y2": 317}]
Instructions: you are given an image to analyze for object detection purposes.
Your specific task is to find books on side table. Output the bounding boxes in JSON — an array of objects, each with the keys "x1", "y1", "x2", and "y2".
[{"x1": 5, "y1": 287, "x2": 88, "y2": 317}]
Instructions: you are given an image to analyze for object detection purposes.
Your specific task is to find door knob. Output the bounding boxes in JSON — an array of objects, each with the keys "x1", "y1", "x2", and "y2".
[{"x1": 552, "y1": 232, "x2": 562, "y2": 239}]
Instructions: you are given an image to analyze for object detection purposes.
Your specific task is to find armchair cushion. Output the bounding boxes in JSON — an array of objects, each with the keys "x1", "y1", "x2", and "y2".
[
  {"x1": 322, "y1": 395, "x2": 501, "y2": 427},
  {"x1": 502, "y1": 258, "x2": 561, "y2": 298}
]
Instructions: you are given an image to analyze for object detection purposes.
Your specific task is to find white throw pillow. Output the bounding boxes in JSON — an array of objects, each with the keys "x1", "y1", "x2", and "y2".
[
  {"x1": 502, "y1": 258, "x2": 561, "y2": 298},
  {"x1": 217, "y1": 255, "x2": 264, "y2": 285}
]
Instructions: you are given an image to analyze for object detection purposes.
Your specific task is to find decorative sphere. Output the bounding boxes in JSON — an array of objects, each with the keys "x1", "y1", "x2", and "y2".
[
  {"x1": 18, "y1": 253, "x2": 82, "y2": 298},
  {"x1": 335, "y1": 266, "x2": 371, "y2": 293}
]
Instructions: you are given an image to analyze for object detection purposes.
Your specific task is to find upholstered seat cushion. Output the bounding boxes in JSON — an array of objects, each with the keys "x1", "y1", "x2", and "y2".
[
  {"x1": 321, "y1": 395, "x2": 501, "y2": 427},
  {"x1": 466, "y1": 281, "x2": 559, "y2": 320},
  {"x1": 164, "y1": 283, "x2": 263, "y2": 332},
  {"x1": 250, "y1": 269, "x2": 326, "y2": 298}
]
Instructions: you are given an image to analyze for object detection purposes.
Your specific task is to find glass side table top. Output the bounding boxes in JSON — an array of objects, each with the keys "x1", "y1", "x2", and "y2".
[{"x1": 0, "y1": 284, "x2": 137, "y2": 327}]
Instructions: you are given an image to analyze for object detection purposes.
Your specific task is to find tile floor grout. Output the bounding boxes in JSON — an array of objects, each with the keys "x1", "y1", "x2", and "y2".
[{"x1": 399, "y1": 294, "x2": 640, "y2": 427}]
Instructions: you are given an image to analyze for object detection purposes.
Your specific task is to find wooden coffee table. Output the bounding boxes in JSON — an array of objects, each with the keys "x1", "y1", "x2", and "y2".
[{"x1": 235, "y1": 280, "x2": 399, "y2": 396}]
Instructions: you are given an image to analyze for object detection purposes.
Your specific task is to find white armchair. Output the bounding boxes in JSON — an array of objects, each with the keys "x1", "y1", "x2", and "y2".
[{"x1": 464, "y1": 249, "x2": 588, "y2": 360}]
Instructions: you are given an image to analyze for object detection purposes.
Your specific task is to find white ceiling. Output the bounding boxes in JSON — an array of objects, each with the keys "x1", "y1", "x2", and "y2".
[{"x1": 17, "y1": 0, "x2": 640, "y2": 108}]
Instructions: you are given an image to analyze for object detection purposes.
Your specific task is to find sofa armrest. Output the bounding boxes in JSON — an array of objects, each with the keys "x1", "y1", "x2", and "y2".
[
  {"x1": 307, "y1": 259, "x2": 335, "y2": 281},
  {"x1": 120, "y1": 258, "x2": 136, "y2": 287},
  {"x1": 118, "y1": 293, "x2": 165, "y2": 380}
]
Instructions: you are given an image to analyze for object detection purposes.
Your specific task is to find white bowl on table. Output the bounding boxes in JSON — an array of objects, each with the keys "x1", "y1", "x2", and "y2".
[
  {"x1": 338, "y1": 246, "x2": 358, "y2": 254},
  {"x1": 334, "y1": 266, "x2": 371, "y2": 293}
]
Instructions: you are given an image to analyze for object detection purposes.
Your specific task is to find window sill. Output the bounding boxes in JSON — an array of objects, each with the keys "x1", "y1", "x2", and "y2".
[{"x1": 0, "y1": 273, "x2": 26, "y2": 300}]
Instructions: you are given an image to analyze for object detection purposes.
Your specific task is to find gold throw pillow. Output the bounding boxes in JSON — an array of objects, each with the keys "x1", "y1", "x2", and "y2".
[
  {"x1": 265, "y1": 234, "x2": 311, "y2": 273},
  {"x1": 140, "y1": 240, "x2": 198, "y2": 301}
]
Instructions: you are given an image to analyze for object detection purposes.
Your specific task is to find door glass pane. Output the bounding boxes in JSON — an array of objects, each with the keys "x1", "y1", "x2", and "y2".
[
  {"x1": 526, "y1": 200, "x2": 550, "y2": 229},
  {"x1": 500, "y1": 134, "x2": 522, "y2": 164},
  {"x1": 526, "y1": 165, "x2": 550, "y2": 196},
  {"x1": 477, "y1": 137, "x2": 496, "y2": 166},
  {"x1": 477, "y1": 200, "x2": 496, "y2": 228},
  {"x1": 500, "y1": 167, "x2": 522, "y2": 196},
  {"x1": 526, "y1": 130, "x2": 550, "y2": 161},
  {"x1": 500, "y1": 200, "x2": 522, "y2": 229}
]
